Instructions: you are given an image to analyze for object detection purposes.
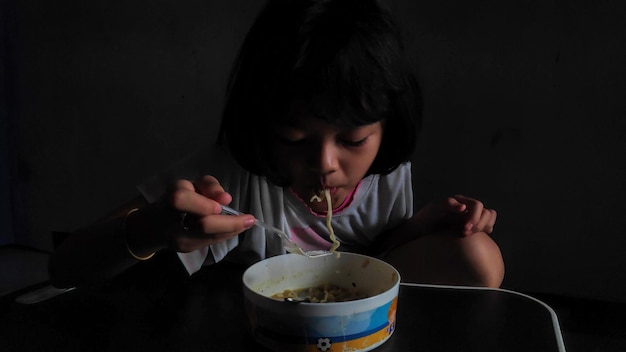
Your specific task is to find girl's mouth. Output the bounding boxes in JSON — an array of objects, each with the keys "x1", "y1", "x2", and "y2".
[
  {"x1": 325, "y1": 187, "x2": 338, "y2": 196},
  {"x1": 303, "y1": 187, "x2": 337, "y2": 207},
  {"x1": 313, "y1": 187, "x2": 337, "y2": 198}
]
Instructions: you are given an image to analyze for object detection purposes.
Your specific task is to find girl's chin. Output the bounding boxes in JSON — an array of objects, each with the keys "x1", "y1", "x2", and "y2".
[{"x1": 307, "y1": 204, "x2": 327, "y2": 214}]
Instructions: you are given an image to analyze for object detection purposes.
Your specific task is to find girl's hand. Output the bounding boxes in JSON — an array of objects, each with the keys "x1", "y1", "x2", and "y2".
[
  {"x1": 148, "y1": 175, "x2": 255, "y2": 253},
  {"x1": 413, "y1": 195, "x2": 497, "y2": 237}
]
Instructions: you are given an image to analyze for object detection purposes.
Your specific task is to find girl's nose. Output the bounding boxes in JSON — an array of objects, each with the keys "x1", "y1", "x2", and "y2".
[{"x1": 310, "y1": 142, "x2": 339, "y2": 175}]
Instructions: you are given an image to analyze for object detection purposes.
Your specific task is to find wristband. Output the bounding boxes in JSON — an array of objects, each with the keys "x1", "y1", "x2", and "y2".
[{"x1": 124, "y1": 208, "x2": 156, "y2": 261}]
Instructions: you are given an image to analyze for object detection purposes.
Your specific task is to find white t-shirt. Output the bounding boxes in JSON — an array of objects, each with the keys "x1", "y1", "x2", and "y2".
[{"x1": 138, "y1": 146, "x2": 414, "y2": 274}]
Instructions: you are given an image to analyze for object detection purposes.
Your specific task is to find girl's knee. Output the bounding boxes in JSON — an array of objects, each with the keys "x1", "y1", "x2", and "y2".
[
  {"x1": 383, "y1": 231, "x2": 505, "y2": 287},
  {"x1": 458, "y1": 232, "x2": 505, "y2": 287}
]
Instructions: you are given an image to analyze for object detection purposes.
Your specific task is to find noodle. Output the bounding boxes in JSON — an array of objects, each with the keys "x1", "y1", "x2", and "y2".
[
  {"x1": 324, "y1": 189, "x2": 341, "y2": 253},
  {"x1": 310, "y1": 189, "x2": 341, "y2": 254},
  {"x1": 272, "y1": 191, "x2": 358, "y2": 303},
  {"x1": 310, "y1": 194, "x2": 323, "y2": 203}
]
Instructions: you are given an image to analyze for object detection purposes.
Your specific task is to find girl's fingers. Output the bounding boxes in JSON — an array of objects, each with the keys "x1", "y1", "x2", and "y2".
[
  {"x1": 421, "y1": 194, "x2": 497, "y2": 237},
  {"x1": 168, "y1": 176, "x2": 232, "y2": 219},
  {"x1": 161, "y1": 176, "x2": 255, "y2": 252},
  {"x1": 473, "y1": 208, "x2": 497, "y2": 234},
  {"x1": 193, "y1": 175, "x2": 233, "y2": 205},
  {"x1": 170, "y1": 211, "x2": 254, "y2": 251},
  {"x1": 446, "y1": 196, "x2": 467, "y2": 213},
  {"x1": 197, "y1": 213, "x2": 255, "y2": 235},
  {"x1": 459, "y1": 199, "x2": 484, "y2": 227},
  {"x1": 170, "y1": 191, "x2": 254, "y2": 234},
  {"x1": 170, "y1": 187, "x2": 222, "y2": 216},
  {"x1": 451, "y1": 195, "x2": 492, "y2": 236},
  {"x1": 485, "y1": 209, "x2": 497, "y2": 233},
  {"x1": 174, "y1": 214, "x2": 254, "y2": 251},
  {"x1": 174, "y1": 179, "x2": 195, "y2": 192}
]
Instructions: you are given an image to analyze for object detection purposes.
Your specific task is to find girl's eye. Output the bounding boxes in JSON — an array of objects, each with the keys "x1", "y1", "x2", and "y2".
[
  {"x1": 279, "y1": 139, "x2": 305, "y2": 146},
  {"x1": 275, "y1": 127, "x2": 307, "y2": 146},
  {"x1": 341, "y1": 137, "x2": 368, "y2": 147},
  {"x1": 276, "y1": 135, "x2": 306, "y2": 146}
]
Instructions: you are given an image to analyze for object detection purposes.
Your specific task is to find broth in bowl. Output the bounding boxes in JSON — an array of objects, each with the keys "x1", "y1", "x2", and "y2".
[{"x1": 271, "y1": 283, "x2": 367, "y2": 303}]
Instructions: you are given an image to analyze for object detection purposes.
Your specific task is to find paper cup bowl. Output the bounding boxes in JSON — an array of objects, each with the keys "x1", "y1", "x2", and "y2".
[{"x1": 242, "y1": 252, "x2": 400, "y2": 352}]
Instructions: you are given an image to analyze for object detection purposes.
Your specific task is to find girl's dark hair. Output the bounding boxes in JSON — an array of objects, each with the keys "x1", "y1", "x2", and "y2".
[{"x1": 218, "y1": 0, "x2": 422, "y2": 186}]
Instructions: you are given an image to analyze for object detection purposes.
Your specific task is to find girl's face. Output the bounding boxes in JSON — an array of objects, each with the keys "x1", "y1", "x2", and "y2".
[{"x1": 272, "y1": 112, "x2": 383, "y2": 213}]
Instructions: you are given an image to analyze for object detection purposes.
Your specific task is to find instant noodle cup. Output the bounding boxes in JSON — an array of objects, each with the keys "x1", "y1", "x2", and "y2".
[{"x1": 242, "y1": 252, "x2": 400, "y2": 352}]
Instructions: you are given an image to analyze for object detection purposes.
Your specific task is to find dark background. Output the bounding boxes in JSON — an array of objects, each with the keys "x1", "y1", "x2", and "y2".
[{"x1": 2, "y1": 0, "x2": 625, "y2": 303}]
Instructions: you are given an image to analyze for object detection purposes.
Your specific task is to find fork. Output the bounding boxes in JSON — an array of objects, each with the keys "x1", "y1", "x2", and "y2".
[{"x1": 220, "y1": 205, "x2": 332, "y2": 258}]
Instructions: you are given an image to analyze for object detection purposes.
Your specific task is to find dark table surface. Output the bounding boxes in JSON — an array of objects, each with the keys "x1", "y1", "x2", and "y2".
[{"x1": 1, "y1": 252, "x2": 565, "y2": 352}]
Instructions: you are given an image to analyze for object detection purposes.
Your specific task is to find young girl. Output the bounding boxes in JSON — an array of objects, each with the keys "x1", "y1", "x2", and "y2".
[{"x1": 49, "y1": 0, "x2": 503, "y2": 288}]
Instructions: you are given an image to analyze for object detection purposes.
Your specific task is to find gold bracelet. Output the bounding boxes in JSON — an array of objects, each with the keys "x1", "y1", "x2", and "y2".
[{"x1": 124, "y1": 208, "x2": 156, "y2": 261}]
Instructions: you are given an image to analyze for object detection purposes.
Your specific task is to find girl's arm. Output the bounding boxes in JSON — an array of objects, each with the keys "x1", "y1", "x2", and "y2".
[
  {"x1": 48, "y1": 196, "x2": 165, "y2": 288},
  {"x1": 378, "y1": 195, "x2": 504, "y2": 287},
  {"x1": 49, "y1": 176, "x2": 255, "y2": 288}
]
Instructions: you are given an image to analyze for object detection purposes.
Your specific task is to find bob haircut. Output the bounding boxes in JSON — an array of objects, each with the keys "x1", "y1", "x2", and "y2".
[{"x1": 218, "y1": 0, "x2": 422, "y2": 186}]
